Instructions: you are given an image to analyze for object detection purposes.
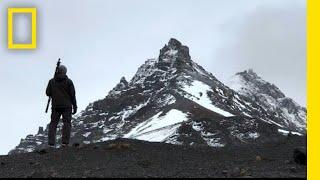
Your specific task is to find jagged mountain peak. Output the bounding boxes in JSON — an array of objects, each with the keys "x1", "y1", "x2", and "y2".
[
  {"x1": 159, "y1": 38, "x2": 191, "y2": 65},
  {"x1": 131, "y1": 39, "x2": 200, "y2": 85}
]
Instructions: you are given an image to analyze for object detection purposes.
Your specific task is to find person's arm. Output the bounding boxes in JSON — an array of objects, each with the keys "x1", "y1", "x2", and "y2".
[
  {"x1": 46, "y1": 80, "x2": 52, "y2": 97},
  {"x1": 69, "y1": 79, "x2": 77, "y2": 114}
]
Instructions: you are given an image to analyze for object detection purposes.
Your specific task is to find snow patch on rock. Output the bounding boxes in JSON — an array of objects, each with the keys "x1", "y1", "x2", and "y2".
[
  {"x1": 278, "y1": 129, "x2": 303, "y2": 136},
  {"x1": 181, "y1": 80, "x2": 234, "y2": 117},
  {"x1": 124, "y1": 109, "x2": 189, "y2": 142}
]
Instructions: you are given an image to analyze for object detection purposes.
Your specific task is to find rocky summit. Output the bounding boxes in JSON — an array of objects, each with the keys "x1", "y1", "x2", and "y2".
[{"x1": 9, "y1": 38, "x2": 306, "y2": 155}]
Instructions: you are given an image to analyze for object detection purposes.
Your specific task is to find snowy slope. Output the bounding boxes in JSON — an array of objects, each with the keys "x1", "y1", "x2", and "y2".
[
  {"x1": 124, "y1": 109, "x2": 189, "y2": 142},
  {"x1": 180, "y1": 80, "x2": 234, "y2": 117}
]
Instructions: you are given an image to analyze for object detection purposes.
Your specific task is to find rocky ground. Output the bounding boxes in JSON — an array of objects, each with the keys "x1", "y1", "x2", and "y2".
[{"x1": 0, "y1": 137, "x2": 306, "y2": 178}]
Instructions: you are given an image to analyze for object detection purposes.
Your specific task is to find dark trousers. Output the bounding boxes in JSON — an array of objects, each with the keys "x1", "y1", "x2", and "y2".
[{"x1": 48, "y1": 108, "x2": 72, "y2": 145}]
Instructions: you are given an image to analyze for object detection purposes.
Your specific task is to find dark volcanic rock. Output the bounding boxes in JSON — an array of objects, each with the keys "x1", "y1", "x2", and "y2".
[
  {"x1": 293, "y1": 148, "x2": 306, "y2": 165},
  {"x1": 0, "y1": 138, "x2": 306, "y2": 178}
]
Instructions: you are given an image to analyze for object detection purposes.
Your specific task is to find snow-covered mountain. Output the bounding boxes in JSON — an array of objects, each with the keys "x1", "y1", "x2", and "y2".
[
  {"x1": 227, "y1": 69, "x2": 306, "y2": 133},
  {"x1": 9, "y1": 38, "x2": 306, "y2": 154}
]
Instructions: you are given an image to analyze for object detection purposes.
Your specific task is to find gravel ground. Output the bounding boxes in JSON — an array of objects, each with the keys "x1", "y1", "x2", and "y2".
[{"x1": 0, "y1": 138, "x2": 306, "y2": 178}]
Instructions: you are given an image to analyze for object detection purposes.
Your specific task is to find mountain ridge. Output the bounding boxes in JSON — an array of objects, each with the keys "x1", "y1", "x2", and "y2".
[{"x1": 9, "y1": 38, "x2": 306, "y2": 155}]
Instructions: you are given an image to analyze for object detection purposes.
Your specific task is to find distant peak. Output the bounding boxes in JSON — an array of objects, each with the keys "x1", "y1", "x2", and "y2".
[{"x1": 234, "y1": 69, "x2": 286, "y2": 99}]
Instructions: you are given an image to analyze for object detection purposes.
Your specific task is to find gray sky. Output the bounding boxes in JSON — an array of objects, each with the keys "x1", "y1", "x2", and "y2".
[{"x1": 0, "y1": 0, "x2": 305, "y2": 155}]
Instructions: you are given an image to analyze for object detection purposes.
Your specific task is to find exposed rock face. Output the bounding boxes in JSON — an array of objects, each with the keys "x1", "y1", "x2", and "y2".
[{"x1": 9, "y1": 39, "x2": 306, "y2": 155}]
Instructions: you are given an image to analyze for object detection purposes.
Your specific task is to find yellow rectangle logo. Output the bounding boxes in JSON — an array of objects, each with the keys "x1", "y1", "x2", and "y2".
[{"x1": 7, "y1": 8, "x2": 37, "y2": 49}]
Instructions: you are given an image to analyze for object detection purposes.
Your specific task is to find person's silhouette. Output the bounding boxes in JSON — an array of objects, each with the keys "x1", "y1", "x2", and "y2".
[{"x1": 46, "y1": 65, "x2": 77, "y2": 147}]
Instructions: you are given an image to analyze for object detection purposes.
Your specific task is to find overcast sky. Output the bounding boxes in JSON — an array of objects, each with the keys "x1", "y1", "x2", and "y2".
[{"x1": 0, "y1": 0, "x2": 305, "y2": 155}]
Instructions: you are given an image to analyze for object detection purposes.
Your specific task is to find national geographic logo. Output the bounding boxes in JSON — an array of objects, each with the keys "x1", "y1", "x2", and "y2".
[{"x1": 7, "y1": 7, "x2": 37, "y2": 49}]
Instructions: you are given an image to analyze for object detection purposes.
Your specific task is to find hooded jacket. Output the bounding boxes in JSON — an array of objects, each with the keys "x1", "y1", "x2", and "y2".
[{"x1": 46, "y1": 74, "x2": 77, "y2": 109}]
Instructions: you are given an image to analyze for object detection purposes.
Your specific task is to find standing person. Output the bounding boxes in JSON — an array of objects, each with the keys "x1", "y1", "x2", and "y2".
[{"x1": 46, "y1": 65, "x2": 77, "y2": 147}]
